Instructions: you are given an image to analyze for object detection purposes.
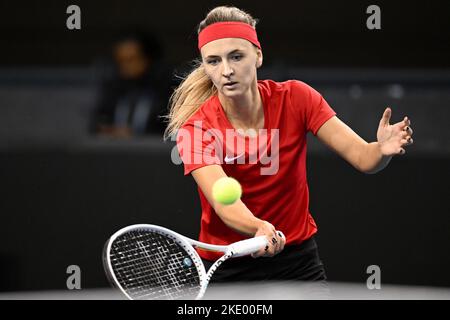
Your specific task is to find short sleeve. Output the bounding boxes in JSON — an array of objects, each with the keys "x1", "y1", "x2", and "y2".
[
  {"x1": 176, "y1": 120, "x2": 222, "y2": 175},
  {"x1": 289, "y1": 80, "x2": 336, "y2": 135}
]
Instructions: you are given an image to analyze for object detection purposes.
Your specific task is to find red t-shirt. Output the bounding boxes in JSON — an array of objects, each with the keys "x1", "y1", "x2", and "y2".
[{"x1": 177, "y1": 79, "x2": 336, "y2": 260}]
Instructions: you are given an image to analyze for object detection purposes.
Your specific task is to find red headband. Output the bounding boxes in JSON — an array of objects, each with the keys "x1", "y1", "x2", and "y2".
[{"x1": 198, "y1": 22, "x2": 261, "y2": 50}]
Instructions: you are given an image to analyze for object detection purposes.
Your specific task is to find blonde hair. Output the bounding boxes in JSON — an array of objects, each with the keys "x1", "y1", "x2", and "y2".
[{"x1": 163, "y1": 6, "x2": 258, "y2": 140}]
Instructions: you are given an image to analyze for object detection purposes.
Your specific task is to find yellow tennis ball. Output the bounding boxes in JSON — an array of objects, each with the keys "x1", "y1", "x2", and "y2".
[{"x1": 212, "y1": 177, "x2": 242, "y2": 205}]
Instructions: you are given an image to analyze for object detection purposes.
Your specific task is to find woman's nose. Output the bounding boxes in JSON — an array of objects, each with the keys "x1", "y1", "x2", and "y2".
[{"x1": 222, "y1": 63, "x2": 234, "y2": 77}]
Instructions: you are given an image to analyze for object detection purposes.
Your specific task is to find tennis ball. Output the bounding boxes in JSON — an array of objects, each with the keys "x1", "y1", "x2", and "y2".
[{"x1": 212, "y1": 177, "x2": 242, "y2": 205}]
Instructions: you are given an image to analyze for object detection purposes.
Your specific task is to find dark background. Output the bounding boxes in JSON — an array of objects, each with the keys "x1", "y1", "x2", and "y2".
[
  {"x1": 1, "y1": 0, "x2": 450, "y2": 68},
  {"x1": 0, "y1": 0, "x2": 449, "y2": 292}
]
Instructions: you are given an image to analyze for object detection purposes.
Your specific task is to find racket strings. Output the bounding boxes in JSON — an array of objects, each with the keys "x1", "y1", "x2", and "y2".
[{"x1": 109, "y1": 230, "x2": 201, "y2": 300}]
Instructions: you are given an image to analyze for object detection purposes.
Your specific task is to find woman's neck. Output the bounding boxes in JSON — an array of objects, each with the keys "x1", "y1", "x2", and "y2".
[{"x1": 218, "y1": 82, "x2": 263, "y2": 130}]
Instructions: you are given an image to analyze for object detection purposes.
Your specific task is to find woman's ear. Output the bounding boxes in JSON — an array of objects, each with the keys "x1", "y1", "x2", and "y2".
[{"x1": 256, "y1": 49, "x2": 263, "y2": 68}]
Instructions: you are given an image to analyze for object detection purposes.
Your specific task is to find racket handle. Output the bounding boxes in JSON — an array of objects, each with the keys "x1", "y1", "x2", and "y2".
[{"x1": 229, "y1": 236, "x2": 268, "y2": 257}]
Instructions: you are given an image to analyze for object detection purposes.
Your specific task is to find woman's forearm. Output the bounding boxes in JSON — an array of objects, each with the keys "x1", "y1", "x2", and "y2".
[
  {"x1": 213, "y1": 200, "x2": 264, "y2": 237},
  {"x1": 358, "y1": 142, "x2": 392, "y2": 174}
]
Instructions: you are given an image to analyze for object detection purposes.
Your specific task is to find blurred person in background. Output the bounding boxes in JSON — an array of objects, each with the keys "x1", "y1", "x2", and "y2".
[{"x1": 92, "y1": 31, "x2": 172, "y2": 138}]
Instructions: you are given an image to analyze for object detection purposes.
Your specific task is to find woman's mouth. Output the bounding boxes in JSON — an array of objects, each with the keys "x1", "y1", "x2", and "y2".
[{"x1": 224, "y1": 81, "x2": 238, "y2": 88}]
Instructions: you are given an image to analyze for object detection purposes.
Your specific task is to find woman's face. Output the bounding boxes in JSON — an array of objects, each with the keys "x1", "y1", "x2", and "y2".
[{"x1": 201, "y1": 38, "x2": 262, "y2": 98}]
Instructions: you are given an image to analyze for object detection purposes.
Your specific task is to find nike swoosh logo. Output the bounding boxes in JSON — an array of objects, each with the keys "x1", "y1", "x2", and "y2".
[{"x1": 224, "y1": 153, "x2": 245, "y2": 163}]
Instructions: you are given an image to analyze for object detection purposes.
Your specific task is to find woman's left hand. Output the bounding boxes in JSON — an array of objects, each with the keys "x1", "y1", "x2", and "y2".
[{"x1": 377, "y1": 107, "x2": 414, "y2": 156}]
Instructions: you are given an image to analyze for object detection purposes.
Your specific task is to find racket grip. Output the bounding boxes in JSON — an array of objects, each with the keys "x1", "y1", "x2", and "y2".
[{"x1": 229, "y1": 236, "x2": 268, "y2": 257}]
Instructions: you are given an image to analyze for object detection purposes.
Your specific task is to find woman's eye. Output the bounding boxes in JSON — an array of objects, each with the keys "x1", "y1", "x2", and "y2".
[
  {"x1": 208, "y1": 59, "x2": 219, "y2": 65},
  {"x1": 231, "y1": 55, "x2": 242, "y2": 61}
]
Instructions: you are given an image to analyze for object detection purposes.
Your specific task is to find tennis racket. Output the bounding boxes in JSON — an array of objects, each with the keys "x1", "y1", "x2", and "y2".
[{"x1": 103, "y1": 224, "x2": 282, "y2": 300}]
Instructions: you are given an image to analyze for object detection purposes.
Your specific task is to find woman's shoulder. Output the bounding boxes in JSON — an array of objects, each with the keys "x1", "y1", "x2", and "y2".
[{"x1": 258, "y1": 79, "x2": 314, "y2": 95}]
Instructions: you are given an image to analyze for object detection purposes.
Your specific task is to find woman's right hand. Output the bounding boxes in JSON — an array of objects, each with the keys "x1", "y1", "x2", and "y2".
[{"x1": 251, "y1": 221, "x2": 286, "y2": 258}]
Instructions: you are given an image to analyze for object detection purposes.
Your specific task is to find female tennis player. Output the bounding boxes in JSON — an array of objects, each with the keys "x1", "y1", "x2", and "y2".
[{"x1": 164, "y1": 6, "x2": 413, "y2": 284}]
